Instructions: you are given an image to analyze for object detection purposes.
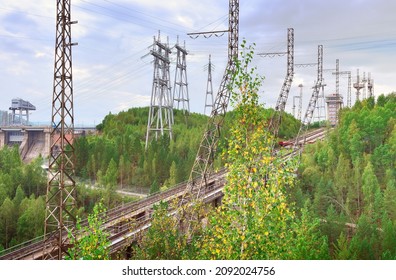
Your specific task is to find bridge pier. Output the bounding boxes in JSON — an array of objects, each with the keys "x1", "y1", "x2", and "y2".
[{"x1": 0, "y1": 130, "x2": 5, "y2": 147}]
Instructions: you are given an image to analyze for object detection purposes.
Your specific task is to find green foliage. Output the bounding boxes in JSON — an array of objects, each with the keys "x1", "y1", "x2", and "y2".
[
  {"x1": 0, "y1": 198, "x2": 16, "y2": 248},
  {"x1": 16, "y1": 196, "x2": 45, "y2": 243},
  {"x1": 133, "y1": 201, "x2": 187, "y2": 259},
  {"x1": 66, "y1": 202, "x2": 110, "y2": 260},
  {"x1": 194, "y1": 41, "x2": 328, "y2": 260},
  {"x1": 74, "y1": 103, "x2": 300, "y2": 201},
  {"x1": 298, "y1": 92, "x2": 396, "y2": 259},
  {"x1": 74, "y1": 108, "x2": 209, "y2": 194},
  {"x1": 149, "y1": 179, "x2": 159, "y2": 194},
  {"x1": 289, "y1": 203, "x2": 329, "y2": 259},
  {"x1": 0, "y1": 146, "x2": 48, "y2": 250}
]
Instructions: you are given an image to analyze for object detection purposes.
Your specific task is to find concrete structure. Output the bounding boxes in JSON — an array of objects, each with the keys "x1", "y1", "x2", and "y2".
[
  {"x1": 0, "y1": 126, "x2": 51, "y2": 162},
  {"x1": 326, "y1": 93, "x2": 343, "y2": 126},
  {"x1": 9, "y1": 98, "x2": 36, "y2": 125},
  {"x1": 0, "y1": 126, "x2": 95, "y2": 162},
  {"x1": 0, "y1": 111, "x2": 10, "y2": 126}
]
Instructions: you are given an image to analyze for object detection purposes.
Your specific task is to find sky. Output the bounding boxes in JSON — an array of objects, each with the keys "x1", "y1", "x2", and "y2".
[{"x1": 1, "y1": 0, "x2": 396, "y2": 126}]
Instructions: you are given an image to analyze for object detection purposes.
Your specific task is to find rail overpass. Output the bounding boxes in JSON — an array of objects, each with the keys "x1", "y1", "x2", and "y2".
[{"x1": 0, "y1": 128, "x2": 327, "y2": 260}]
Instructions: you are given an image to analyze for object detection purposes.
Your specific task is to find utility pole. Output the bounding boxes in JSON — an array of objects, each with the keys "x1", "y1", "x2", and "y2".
[
  {"x1": 179, "y1": 0, "x2": 239, "y2": 206},
  {"x1": 145, "y1": 31, "x2": 173, "y2": 149},
  {"x1": 204, "y1": 54, "x2": 214, "y2": 115},
  {"x1": 173, "y1": 37, "x2": 190, "y2": 115},
  {"x1": 258, "y1": 28, "x2": 294, "y2": 139},
  {"x1": 44, "y1": 0, "x2": 78, "y2": 260}
]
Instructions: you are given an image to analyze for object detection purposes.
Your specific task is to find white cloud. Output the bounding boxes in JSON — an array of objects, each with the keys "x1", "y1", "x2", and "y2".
[{"x1": 34, "y1": 51, "x2": 46, "y2": 58}]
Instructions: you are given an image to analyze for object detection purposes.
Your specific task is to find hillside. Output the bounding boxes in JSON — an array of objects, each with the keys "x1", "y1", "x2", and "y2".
[
  {"x1": 296, "y1": 93, "x2": 396, "y2": 259},
  {"x1": 74, "y1": 106, "x2": 300, "y2": 195}
]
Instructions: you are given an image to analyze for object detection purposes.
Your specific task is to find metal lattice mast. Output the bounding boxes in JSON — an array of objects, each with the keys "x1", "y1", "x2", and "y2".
[
  {"x1": 347, "y1": 71, "x2": 352, "y2": 106},
  {"x1": 204, "y1": 54, "x2": 214, "y2": 115},
  {"x1": 367, "y1": 72, "x2": 374, "y2": 98},
  {"x1": 362, "y1": 72, "x2": 367, "y2": 100},
  {"x1": 335, "y1": 59, "x2": 340, "y2": 96},
  {"x1": 335, "y1": 69, "x2": 351, "y2": 107},
  {"x1": 297, "y1": 84, "x2": 303, "y2": 121},
  {"x1": 145, "y1": 31, "x2": 173, "y2": 149},
  {"x1": 268, "y1": 28, "x2": 294, "y2": 138},
  {"x1": 180, "y1": 0, "x2": 239, "y2": 204},
  {"x1": 302, "y1": 45, "x2": 323, "y2": 126},
  {"x1": 293, "y1": 96, "x2": 298, "y2": 118},
  {"x1": 353, "y1": 69, "x2": 364, "y2": 102},
  {"x1": 44, "y1": 0, "x2": 78, "y2": 260},
  {"x1": 173, "y1": 37, "x2": 190, "y2": 115},
  {"x1": 315, "y1": 83, "x2": 326, "y2": 123},
  {"x1": 332, "y1": 59, "x2": 353, "y2": 109},
  {"x1": 294, "y1": 45, "x2": 323, "y2": 147}
]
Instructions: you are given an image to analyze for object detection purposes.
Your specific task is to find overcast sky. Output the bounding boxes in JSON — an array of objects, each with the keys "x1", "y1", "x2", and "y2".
[{"x1": 1, "y1": 0, "x2": 396, "y2": 125}]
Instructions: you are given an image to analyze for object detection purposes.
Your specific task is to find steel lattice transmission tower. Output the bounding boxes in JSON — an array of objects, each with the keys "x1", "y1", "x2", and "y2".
[
  {"x1": 173, "y1": 38, "x2": 190, "y2": 115},
  {"x1": 292, "y1": 95, "x2": 299, "y2": 119},
  {"x1": 293, "y1": 84, "x2": 303, "y2": 121},
  {"x1": 332, "y1": 59, "x2": 351, "y2": 106},
  {"x1": 204, "y1": 54, "x2": 214, "y2": 115},
  {"x1": 346, "y1": 71, "x2": 352, "y2": 107},
  {"x1": 44, "y1": 0, "x2": 78, "y2": 260},
  {"x1": 302, "y1": 45, "x2": 323, "y2": 126},
  {"x1": 145, "y1": 32, "x2": 173, "y2": 149},
  {"x1": 353, "y1": 69, "x2": 365, "y2": 102},
  {"x1": 314, "y1": 82, "x2": 326, "y2": 123},
  {"x1": 332, "y1": 60, "x2": 351, "y2": 107},
  {"x1": 294, "y1": 45, "x2": 323, "y2": 147},
  {"x1": 258, "y1": 28, "x2": 294, "y2": 139},
  {"x1": 367, "y1": 72, "x2": 374, "y2": 98},
  {"x1": 179, "y1": 0, "x2": 239, "y2": 205}
]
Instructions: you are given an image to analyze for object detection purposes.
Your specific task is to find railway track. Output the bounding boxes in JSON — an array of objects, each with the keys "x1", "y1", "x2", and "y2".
[{"x1": 0, "y1": 128, "x2": 327, "y2": 260}]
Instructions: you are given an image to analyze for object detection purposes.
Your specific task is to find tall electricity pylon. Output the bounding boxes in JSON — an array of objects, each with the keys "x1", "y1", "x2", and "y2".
[
  {"x1": 294, "y1": 45, "x2": 323, "y2": 147},
  {"x1": 301, "y1": 45, "x2": 323, "y2": 126},
  {"x1": 332, "y1": 59, "x2": 353, "y2": 108},
  {"x1": 346, "y1": 71, "x2": 352, "y2": 107},
  {"x1": 44, "y1": 0, "x2": 78, "y2": 260},
  {"x1": 296, "y1": 84, "x2": 303, "y2": 121},
  {"x1": 293, "y1": 96, "x2": 299, "y2": 119},
  {"x1": 258, "y1": 28, "x2": 294, "y2": 139},
  {"x1": 204, "y1": 54, "x2": 214, "y2": 115},
  {"x1": 332, "y1": 61, "x2": 351, "y2": 107},
  {"x1": 173, "y1": 38, "x2": 190, "y2": 115},
  {"x1": 367, "y1": 72, "x2": 374, "y2": 98},
  {"x1": 179, "y1": 0, "x2": 239, "y2": 206},
  {"x1": 314, "y1": 81, "x2": 326, "y2": 124},
  {"x1": 362, "y1": 72, "x2": 367, "y2": 100},
  {"x1": 353, "y1": 69, "x2": 364, "y2": 102},
  {"x1": 145, "y1": 31, "x2": 173, "y2": 149}
]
